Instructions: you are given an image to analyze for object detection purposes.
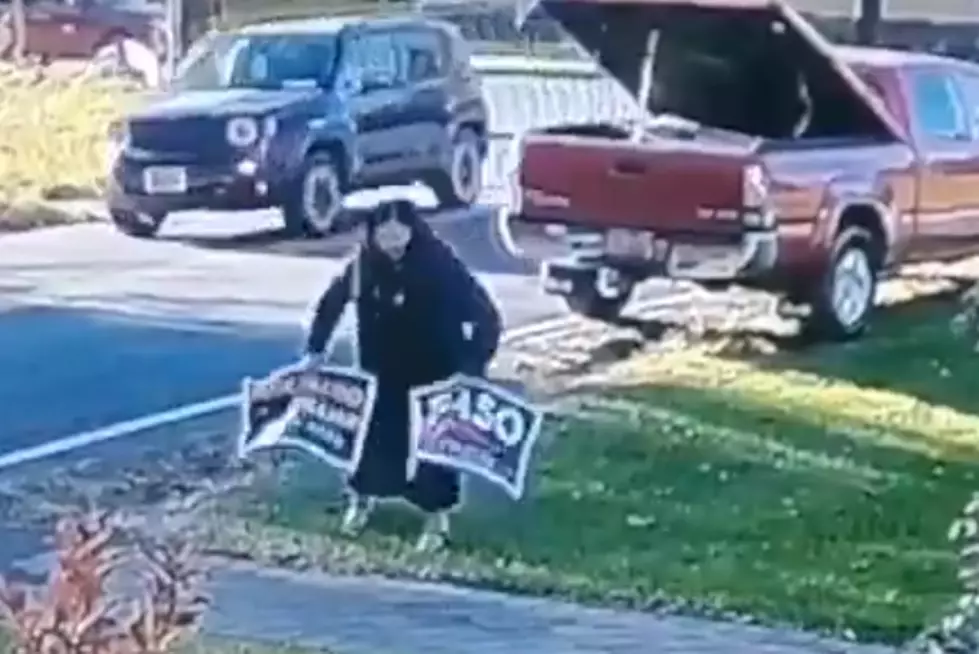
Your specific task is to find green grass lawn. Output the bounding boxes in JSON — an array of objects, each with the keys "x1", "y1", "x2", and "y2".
[{"x1": 209, "y1": 294, "x2": 979, "y2": 645}]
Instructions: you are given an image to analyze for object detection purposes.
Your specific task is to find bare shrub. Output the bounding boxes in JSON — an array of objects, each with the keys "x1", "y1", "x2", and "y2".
[{"x1": 0, "y1": 511, "x2": 209, "y2": 654}]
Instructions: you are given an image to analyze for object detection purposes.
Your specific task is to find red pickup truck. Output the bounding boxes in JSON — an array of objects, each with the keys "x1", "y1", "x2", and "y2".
[{"x1": 499, "y1": 0, "x2": 979, "y2": 340}]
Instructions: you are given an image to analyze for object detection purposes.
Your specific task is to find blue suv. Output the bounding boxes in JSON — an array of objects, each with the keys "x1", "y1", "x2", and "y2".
[{"x1": 106, "y1": 15, "x2": 489, "y2": 238}]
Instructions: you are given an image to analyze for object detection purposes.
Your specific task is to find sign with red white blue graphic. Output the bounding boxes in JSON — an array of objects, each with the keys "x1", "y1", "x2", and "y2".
[{"x1": 408, "y1": 374, "x2": 543, "y2": 500}]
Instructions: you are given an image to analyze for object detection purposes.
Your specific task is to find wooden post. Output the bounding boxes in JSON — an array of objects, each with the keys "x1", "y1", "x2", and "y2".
[
  {"x1": 855, "y1": 0, "x2": 881, "y2": 45},
  {"x1": 9, "y1": 0, "x2": 25, "y2": 62}
]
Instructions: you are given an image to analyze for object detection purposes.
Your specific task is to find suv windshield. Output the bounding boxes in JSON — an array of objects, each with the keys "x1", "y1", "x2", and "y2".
[{"x1": 173, "y1": 32, "x2": 339, "y2": 91}]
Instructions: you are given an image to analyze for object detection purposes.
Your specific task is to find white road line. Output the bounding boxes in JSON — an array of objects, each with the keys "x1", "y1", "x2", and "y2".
[
  {"x1": 0, "y1": 395, "x2": 238, "y2": 471},
  {"x1": 0, "y1": 293, "x2": 689, "y2": 472}
]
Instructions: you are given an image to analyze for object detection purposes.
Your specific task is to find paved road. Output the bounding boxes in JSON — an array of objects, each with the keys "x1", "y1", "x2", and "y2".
[{"x1": 0, "y1": 205, "x2": 580, "y2": 457}]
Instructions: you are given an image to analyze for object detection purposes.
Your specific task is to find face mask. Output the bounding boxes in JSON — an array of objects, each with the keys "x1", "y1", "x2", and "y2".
[{"x1": 372, "y1": 217, "x2": 411, "y2": 260}]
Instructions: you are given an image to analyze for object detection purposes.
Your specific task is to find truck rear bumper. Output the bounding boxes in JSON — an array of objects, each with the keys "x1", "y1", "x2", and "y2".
[
  {"x1": 497, "y1": 209, "x2": 778, "y2": 292},
  {"x1": 494, "y1": 209, "x2": 603, "y2": 262}
]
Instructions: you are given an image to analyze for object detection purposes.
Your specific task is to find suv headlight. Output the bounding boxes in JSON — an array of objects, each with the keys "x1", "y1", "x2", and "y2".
[{"x1": 226, "y1": 116, "x2": 259, "y2": 148}]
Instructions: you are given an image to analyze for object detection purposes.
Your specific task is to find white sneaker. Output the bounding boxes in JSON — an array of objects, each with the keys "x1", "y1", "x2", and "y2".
[
  {"x1": 339, "y1": 495, "x2": 375, "y2": 536},
  {"x1": 415, "y1": 511, "x2": 450, "y2": 552}
]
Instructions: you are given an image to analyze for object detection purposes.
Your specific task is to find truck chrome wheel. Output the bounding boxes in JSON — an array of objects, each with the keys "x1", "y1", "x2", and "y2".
[
  {"x1": 831, "y1": 247, "x2": 874, "y2": 328},
  {"x1": 803, "y1": 226, "x2": 879, "y2": 342}
]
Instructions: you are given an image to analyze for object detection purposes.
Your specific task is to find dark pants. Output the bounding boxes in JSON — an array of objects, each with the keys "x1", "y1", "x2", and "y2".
[{"x1": 347, "y1": 379, "x2": 460, "y2": 513}]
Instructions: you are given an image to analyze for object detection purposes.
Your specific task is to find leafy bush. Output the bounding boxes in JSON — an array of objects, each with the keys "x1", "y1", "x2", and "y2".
[{"x1": 0, "y1": 511, "x2": 209, "y2": 654}]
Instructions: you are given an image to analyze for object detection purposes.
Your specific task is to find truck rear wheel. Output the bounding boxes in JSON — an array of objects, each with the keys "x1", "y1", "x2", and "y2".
[
  {"x1": 802, "y1": 226, "x2": 879, "y2": 341},
  {"x1": 565, "y1": 290, "x2": 630, "y2": 321},
  {"x1": 564, "y1": 274, "x2": 634, "y2": 321}
]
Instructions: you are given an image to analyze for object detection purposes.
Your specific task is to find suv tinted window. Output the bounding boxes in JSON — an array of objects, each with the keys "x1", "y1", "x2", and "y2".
[
  {"x1": 396, "y1": 28, "x2": 444, "y2": 83},
  {"x1": 174, "y1": 32, "x2": 338, "y2": 90},
  {"x1": 910, "y1": 70, "x2": 967, "y2": 139},
  {"x1": 348, "y1": 29, "x2": 400, "y2": 91}
]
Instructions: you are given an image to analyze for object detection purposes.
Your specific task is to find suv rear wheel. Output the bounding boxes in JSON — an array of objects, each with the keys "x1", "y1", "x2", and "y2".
[
  {"x1": 283, "y1": 151, "x2": 342, "y2": 238},
  {"x1": 802, "y1": 226, "x2": 879, "y2": 341},
  {"x1": 110, "y1": 209, "x2": 165, "y2": 238},
  {"x1": 430, "y1": 129, "x2": 483, "y2": 209}
]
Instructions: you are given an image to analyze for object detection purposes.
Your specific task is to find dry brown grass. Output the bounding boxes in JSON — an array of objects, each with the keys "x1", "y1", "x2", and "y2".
[
  {"x1": 0, "y1": 511, "x2": 209, "y2": 654},
  {"x1": 0, "y1": 65, "x2": 139, "y2": 230}
]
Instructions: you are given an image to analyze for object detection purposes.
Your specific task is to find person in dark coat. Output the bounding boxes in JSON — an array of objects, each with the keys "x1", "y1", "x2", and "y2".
[{"x1": 302, "y1": 196, "x2": 502, "y2": 550}]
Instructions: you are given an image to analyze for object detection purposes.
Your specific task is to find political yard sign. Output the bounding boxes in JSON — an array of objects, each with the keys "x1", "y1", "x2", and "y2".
[
  {"x1": 238, "y1": 362, "x2": 378, "y2": 473},
  {"x1": 408, "y1": 375, "x2": 544, "y2": 500}
]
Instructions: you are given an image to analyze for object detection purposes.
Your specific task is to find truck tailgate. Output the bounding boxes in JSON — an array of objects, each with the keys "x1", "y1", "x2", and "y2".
[{"x1": 518, "y1": 132, "x2": 759, "y2": 234}]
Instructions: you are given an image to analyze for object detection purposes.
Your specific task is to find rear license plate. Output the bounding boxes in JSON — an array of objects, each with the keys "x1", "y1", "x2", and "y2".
[
  {"x1": 143, "y1": 166, "x2": 187, "y2": 194},
  {"x1": 667, "y1": 244, "x2": 742, "y2": 278},
  {"x1": 605, "y1": 229, "x2": 653, "y2": 258}
]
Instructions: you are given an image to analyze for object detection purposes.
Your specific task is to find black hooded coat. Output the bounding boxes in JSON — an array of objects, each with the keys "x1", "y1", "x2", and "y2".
[{"x1": 304, "y1": 202, "x2": 502, "y2": 512}]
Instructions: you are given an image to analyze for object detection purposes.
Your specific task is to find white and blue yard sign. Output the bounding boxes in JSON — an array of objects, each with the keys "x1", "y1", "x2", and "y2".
[
  {"x1": 238, "y1": 361, "x2": 378, "y2": 473},
  {"x1": 408, "y1": 375, "x2": 544, "y2": 500}
]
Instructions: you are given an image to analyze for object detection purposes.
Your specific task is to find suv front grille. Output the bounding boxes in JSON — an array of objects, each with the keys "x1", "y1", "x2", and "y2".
[{"x1": 129, "y1": 117, "x2": 231, "y2": 157}]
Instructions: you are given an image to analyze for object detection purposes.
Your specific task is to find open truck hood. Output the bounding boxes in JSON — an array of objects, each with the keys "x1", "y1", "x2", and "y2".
[{"x1": 516, "y1": 0, "x2": 904, "y2": 141}]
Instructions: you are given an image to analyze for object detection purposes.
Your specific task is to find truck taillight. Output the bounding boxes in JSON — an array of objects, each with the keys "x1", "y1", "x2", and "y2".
[
  {"x1": 742, "y1": 164, "x2": 769, "y2": 207},
  {"x1": 742, "y1": 164, "x2": 775, "y2": 229}
]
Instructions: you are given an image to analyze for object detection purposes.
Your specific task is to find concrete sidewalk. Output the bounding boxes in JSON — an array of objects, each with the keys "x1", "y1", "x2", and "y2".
[
  {"x1": 202, "y1": 562, "x2": 899, "y2": 654},
  {"x1": 0, "y1": 526, "x2": 900, "y2": 654}
]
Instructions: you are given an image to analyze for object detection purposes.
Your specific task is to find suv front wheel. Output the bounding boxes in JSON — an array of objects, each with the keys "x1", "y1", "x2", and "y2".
[
  {"x1": 430, "y1": 129, "x2": 483, "y2": 209},
  {"x1": 283, "y1": 151, "x2": 343, "y2": 238},
  {"x1": 110, "y1": 209, "x2": 166, "y2": 238}
]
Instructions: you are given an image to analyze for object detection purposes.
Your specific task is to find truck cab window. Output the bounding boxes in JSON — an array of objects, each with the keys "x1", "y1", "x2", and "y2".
[
  {"x1": 955, "y1": 73, "x2": 979, "y2": 139},
  {"x1": 910, "y1": 70, "x2": 968, "y2": 140}
]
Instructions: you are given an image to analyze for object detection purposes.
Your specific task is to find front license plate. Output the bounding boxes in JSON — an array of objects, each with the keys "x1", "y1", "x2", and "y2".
[
  {"x1": 143, "y1": 166, "x2": 187, "y2": 194},
  {"x1": 667, "y1": 244, "x2": 742, "y2": 278},
  {"x1": 605, "y1": 229, "x2": 652, "y2": 258}
]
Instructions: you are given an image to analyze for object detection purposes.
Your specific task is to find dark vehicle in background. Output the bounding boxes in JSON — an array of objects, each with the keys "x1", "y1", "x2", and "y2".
[
  {"x1": 503, "y1": 0, "x2": 979, "y2": 341},
  {"x1": 0, "y1": 0, "x2": 167, "y2": 63},
  {"x1": 106, "y1": 14, "x2": 488, "y2": 238}
]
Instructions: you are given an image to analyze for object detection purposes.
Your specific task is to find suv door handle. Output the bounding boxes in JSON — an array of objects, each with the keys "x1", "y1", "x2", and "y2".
[{"x1": 610, "y1": 159, "x2": 646, "y2": 176}]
